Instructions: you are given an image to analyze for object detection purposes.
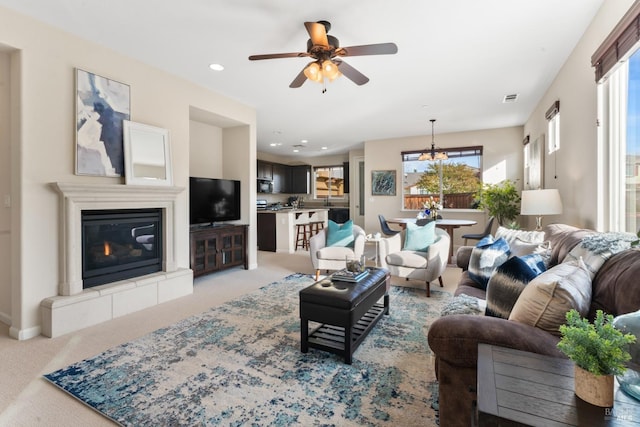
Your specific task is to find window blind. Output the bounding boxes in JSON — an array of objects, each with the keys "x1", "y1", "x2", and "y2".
[{"x1": 592, "y1": 1, "x2": 640, "y2": 82}]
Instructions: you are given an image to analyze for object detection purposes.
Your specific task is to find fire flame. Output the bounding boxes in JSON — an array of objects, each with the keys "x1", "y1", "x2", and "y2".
[{"x1": 104, "y1": 241, "x2": 111, "y2": 256}]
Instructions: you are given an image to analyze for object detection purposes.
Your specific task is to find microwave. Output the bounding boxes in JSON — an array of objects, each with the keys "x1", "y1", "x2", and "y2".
[{"x1": 257, "y1": 179, "x2": 273, "y2": 193}]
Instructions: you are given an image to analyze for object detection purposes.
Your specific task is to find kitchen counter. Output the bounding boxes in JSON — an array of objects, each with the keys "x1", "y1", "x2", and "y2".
[{"x1": 257, "y1": 209, "x2": 329, "y2": 253}]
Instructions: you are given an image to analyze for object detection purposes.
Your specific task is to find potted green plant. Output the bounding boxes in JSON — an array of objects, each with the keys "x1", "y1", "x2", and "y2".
[
  {"x1": 476, "y1": 180, "x2": 520, "y2": 226},
  {"x1": 557, "y1": 309, "x2": 636, "y2": 407}
]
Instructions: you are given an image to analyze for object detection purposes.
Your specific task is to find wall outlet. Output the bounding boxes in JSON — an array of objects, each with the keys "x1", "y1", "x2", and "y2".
[{"x1": 3, "y1": 194, "x2": 10, "y2": 208}]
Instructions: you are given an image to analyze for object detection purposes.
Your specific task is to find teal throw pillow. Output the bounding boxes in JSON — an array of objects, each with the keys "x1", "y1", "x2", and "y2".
[
  {"x1": 326, "y1": 220, "x2": 354, "y2": 247},
  {"x1": 403, "y1": 221, "x2": 436, "y2": 252}
]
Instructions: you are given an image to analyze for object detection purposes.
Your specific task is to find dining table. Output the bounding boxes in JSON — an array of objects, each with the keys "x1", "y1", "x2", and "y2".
[{"x1": 386, "y1": 217, "x2": 478, "y2": 262}]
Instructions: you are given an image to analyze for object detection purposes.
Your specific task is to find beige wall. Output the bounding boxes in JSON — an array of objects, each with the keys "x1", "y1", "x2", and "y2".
[
  {"x1": 363, "y1": 126, "x2": 524, "y2": 248},
  {"x1": 0, "y1": 6, "x2": 256, "y2": 339},
  {"x1": 0, "y1": 49, "x2": 10, "y2": 323},
  {"x1": 189, "y1": 120, "x2": 223, "y2": 178},
  {"x1": 524, "y1": 0, "x2": 635, "y2": 230}
]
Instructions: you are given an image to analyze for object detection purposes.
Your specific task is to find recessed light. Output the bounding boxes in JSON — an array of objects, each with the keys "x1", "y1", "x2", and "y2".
[
  {"x1": 269, "y1": 143, "x2": 277, "y2": 147},
  {"x1": 321, "y1": 146, "x2": 328, "y2": 150},
  {"x1": 301, "y1": 139, "x2": 308, "y2": 143},
  {"x1": 209, "y1": 63, "x2": 224, "y2": 71},
  {"x1": 293, "y1": 149, "x2": 299, "y2": 153}
]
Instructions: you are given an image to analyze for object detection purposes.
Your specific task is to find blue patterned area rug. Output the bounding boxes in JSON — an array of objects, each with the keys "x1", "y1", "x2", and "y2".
[{"x1": 44, "y1": 273, "x2": 450, "y2": 426}]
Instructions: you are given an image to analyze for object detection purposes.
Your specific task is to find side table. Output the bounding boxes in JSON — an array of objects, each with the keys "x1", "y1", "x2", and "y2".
[
  {"x1": 476, "y1": 344, "x2": 639, "y2": 426},
  {"x1": 365, "y1": 235, "x2": 381, "y2": 267}
]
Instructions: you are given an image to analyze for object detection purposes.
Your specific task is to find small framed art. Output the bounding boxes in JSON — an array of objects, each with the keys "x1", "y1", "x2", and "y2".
[{"x1": 371, "y1": 170, "x2": 396, "y2": 196}]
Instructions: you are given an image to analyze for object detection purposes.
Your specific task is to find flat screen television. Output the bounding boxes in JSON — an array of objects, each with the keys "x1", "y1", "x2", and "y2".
[{"x1": 189, "y1": 177, "x2": 241, "y2": 225}]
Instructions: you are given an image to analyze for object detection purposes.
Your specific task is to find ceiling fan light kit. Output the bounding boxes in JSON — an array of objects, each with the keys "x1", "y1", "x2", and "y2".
[{"x1": 248, "y1": 20, "x2": 397, "y2": 90}]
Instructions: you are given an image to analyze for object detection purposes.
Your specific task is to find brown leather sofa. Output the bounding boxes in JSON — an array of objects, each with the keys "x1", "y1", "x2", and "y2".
[{"x1": 427, "y1": 224, "x2": 640, "y2": 427}]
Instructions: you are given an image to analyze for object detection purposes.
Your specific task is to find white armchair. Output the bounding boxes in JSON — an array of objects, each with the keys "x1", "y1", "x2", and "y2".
[
  {"x1": 378, "y1": 227, "x2": 450, "y2": 297},
  {"x1": 309, "y1": 224, "x2": 366, "y2": 280}
]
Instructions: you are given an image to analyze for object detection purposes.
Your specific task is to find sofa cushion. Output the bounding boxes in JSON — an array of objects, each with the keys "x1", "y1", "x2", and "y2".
[
  {"x1": 385, "y1": 250, "x2": 429, "y2": 269},
  {"x1": 325, "y1": 219, "x2": 354, "y2": 247},
  {"x1": 508, "y1": 259, "x2": 592, "y2": 336},
  {"x1": 468, "y1": 236, "x2": 510, "y2": 289},
  {"x1": 590, "y1": 248, "x2": 640, "y2": 320},
  {"x1": 454, "y1": 271, "x2": 488, "y2": 299},
  {"x1": 403, "y1": 221, "x2": 436, "y2": 252},
  {"x1": 485, "y1": 254, "x2": 546, "y2": 319},
  {"x1": 543, "y1": 224, "x2": 594, "y2": 266},
  {"x1": 316, "y1": 245, "x2": 356, "y2": 261}
]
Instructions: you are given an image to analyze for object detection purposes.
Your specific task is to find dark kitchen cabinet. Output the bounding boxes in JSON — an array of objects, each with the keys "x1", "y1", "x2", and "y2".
[
  {"x1": 257, "y1": 160, "x2": 273, "y2": 180},
  {"x1": 328, "y1": 208, "x2": 350, "y2": 224},
  {"x1": 289, "y1": 165, "x2": 311, "y2": 194},
  {"x1": 257, "y1": 213, "x2": 276, "y2": 251},
  {"x1": 256, "y1": 160, "x2": 311, "y2": 194},
  {"x1": 272, "y1": 163, "x2": 288, "y2": 193}
]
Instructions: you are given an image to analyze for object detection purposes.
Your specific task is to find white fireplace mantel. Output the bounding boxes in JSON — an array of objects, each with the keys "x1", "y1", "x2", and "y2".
[
  {"x1": 53, "y1": 182, "x2": 185, "y2": 295},
  {"x1": 41, "y1": 182, "x2": 193, "y2": 338}
]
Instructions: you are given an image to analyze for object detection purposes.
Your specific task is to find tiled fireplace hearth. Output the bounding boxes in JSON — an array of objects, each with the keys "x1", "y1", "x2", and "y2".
[{"x1": 41, "y1": 183, "x2": 193, "y2": 338}]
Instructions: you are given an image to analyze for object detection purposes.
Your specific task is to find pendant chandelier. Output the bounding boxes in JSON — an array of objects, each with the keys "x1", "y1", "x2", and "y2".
[{"x1": 418, "y1": 119, "x2": 448, "y2": 161}]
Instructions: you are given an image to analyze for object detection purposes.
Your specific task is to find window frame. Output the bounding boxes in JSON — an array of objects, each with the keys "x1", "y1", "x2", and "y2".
[
  {"x1": 400, "y1": 145, "x2": 483, "y2": 211},
  {"x1": 312, "y1": 165, "x2": 346, "y2": 200},
  {"x1": 546, "y1": 101, "x2": 560, "y2": 154},
  {"x1": 594, "y1": 2, "x2": 640, "y2": 234}
]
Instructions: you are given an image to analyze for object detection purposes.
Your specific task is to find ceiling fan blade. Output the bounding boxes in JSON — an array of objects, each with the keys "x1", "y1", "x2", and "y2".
[
  {"x1": 289, "y1": 67, "x2": 308, "y2": 88},
  {"x1": 249, "y1": 52, "x2": 309, "y2": 60},
  {"x1": 335, "y1": 60, "x2": 369, "y2": 86},
  {"x1": 336, "y1": 42, "x2": 398, "y2": 57},
  {"x1": 304, "y1": 21, "x2": 329, "y2": 47}
]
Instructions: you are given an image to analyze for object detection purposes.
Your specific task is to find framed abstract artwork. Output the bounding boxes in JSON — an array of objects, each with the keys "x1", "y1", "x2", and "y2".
[
  {"x1": 371, "y1": 170, "x2": 396, "y2": 196},
  {"x1": 75, "y1": 69, "x2": 131, "y2": 176}
]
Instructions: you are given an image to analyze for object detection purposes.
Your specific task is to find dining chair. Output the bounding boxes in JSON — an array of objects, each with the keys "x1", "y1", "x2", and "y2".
[
  {"x1": 461, "y1": 216, "x2": 495, "y2": 245},
  {"x1": 378, "y1": 214, "x2": 400, "y2": 236}
]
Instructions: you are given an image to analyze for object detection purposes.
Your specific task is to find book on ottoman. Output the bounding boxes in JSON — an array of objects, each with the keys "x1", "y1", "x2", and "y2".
[{"x1": 332, "y1": 268, "x2": 369, "y2": 282}]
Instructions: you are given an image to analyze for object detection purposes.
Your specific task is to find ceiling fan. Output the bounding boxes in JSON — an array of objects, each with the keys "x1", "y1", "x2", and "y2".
[{"x1": 248, "y1": 20, "x2": 398, "y2": 89}]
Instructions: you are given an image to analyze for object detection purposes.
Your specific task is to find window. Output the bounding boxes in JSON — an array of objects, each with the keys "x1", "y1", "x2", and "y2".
[
  {"x1": 546, "y1": 101, "x2": 560, "y2": 154},
  {"x1": 313, "y1": 165, "x2": 344, "y2": 199},
  {"x1": 401, "y1": 146, "x2": 482, "y2": 210},
  {"x1": 594, "y1": 3, "x2": 640, "y2": 233}
]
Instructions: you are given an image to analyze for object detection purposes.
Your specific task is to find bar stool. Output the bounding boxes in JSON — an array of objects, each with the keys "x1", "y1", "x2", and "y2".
[
  {"x1": 295, "y1": 223, "x2": 311, "y2": 250},
  {"x1": 308, "y1": 220, "x2": 325, "y2": 237},
  {"x1": 294, "y1": 212, "x2": 311, "y2": 251}
]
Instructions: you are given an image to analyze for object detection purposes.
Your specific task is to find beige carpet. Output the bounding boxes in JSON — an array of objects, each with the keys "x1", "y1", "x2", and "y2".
[{"x1": 0, "y1": 250, "x2": 461, "y2": 426}]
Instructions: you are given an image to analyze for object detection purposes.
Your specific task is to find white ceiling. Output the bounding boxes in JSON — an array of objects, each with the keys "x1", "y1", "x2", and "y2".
[{"x1": 0, "y1": 0, "x2": 604, "y2": 159}]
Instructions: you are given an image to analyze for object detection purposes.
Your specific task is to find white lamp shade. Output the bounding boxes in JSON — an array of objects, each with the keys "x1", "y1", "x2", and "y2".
[{"x1": 520, "y1": 189, "x2": 563, "y2": 215}]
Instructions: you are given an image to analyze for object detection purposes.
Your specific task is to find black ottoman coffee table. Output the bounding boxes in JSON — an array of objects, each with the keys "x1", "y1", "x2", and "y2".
[{"x1": 299, "y1": 268, "x2": 390, "y2": 364}]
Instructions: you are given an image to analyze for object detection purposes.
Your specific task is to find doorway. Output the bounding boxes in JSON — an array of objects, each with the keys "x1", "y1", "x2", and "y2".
[{"x1": 352, "y1": 156, "x2": 365, "y2": 228}]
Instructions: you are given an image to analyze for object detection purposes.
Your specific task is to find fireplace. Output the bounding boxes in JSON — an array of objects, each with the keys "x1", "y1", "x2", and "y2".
[
  {"x1": 82, "y1": 208, "x2": 163, "y2": 288},
  {"x1": 44, "y1": 182, "x2": 193, "y2": 338}
]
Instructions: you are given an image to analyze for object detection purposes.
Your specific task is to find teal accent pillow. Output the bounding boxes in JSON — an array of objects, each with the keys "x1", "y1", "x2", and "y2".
[
  {"x1": 326, "y1": 220, "x2": 354, "y2": 247},
  {"x1": 403, "y1": 221, "x2": 436, "y2": 252}
]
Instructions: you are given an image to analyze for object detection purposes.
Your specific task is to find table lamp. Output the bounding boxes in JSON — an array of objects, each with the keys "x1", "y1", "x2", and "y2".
[{"x1": 520, "y1": 189, "x2": 563, "y2": 230}]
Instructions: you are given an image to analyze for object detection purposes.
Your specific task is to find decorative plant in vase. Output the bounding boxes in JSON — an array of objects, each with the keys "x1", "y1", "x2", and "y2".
[
  {"x1": 422, "y1": 196, "x2": 443, "y2": 220},
  {"x1": 557, "y1": 309, "x2": 636, "y2": 407}
]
